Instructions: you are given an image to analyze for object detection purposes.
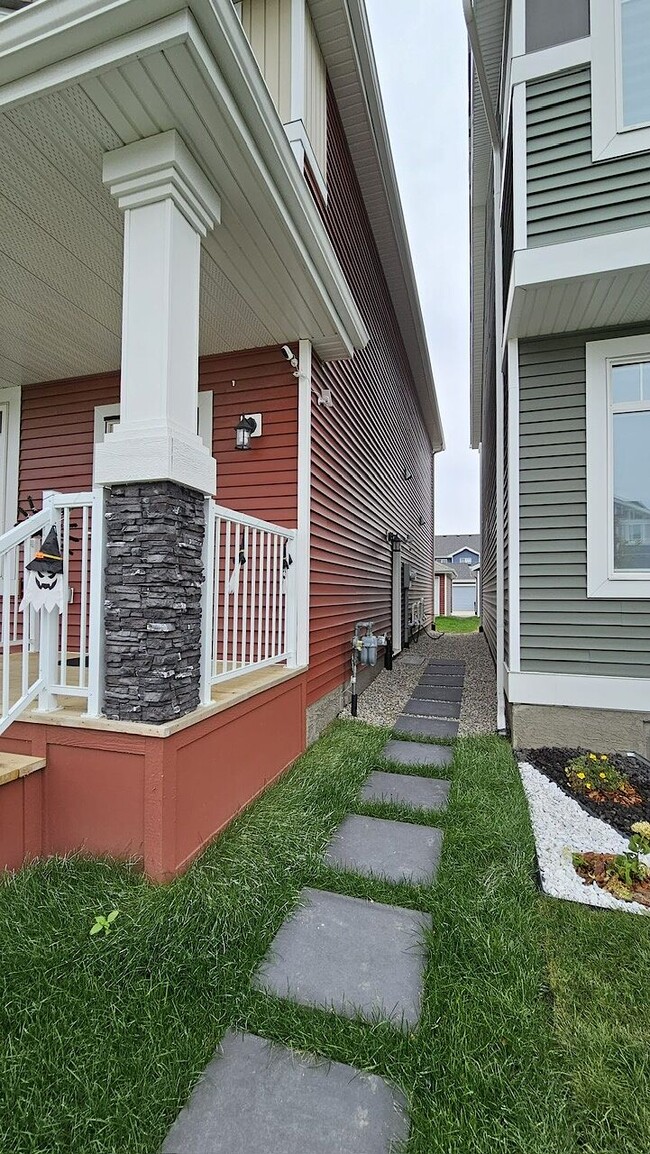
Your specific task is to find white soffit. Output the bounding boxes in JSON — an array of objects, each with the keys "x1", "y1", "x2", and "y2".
[
  {"x1": 0, "y1": 0, "x2": 370, "y2": 389},
  {"x1": 309, "y1": 0, "x2": 444, "y2": 451},
  {"x1": 469, "y1": 0, "x2": 507, "y2": 448}
]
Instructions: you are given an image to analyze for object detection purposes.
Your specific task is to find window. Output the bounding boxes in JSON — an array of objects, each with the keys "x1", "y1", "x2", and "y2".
[
  {"x1": 525, "y1": 0, "x2": 589, "y2": 54},
  {"x1": 586, "y1": 335, "x2": 650, "y2": 597},
  {"x1": 592, "y1": 0, "x2": 650, "y2": 159},
  {"x1": 94, "y1": 394, "x2": 213, "y2": 453}
]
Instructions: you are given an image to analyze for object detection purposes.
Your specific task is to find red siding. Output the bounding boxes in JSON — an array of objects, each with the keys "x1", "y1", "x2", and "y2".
[
  {"x1": 305, "y1": 86, "x2": 434, "y2": 706},
  {"x1": 18, "y1": 349, "x2": 297, "y2": 527}
]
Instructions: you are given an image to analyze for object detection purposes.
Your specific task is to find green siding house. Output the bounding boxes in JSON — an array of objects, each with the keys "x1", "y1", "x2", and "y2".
[{"x1": 465, "y1": 0, "x2": 650, "y2": 755}]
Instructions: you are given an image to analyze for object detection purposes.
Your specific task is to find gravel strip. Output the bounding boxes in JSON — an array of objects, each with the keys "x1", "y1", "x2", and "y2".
[
  {"x1": 519, "y1": 760, "x2": 650, "y2": 916},
  {"x1": 338, "y1": 630, "x2": 497, "y2": 736}
]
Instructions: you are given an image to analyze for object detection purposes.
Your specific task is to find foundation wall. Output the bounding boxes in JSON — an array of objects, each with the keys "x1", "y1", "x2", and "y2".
[
  {"x1": 511, "y1": 701, "x2": 650, "y2": 758},
  {"x1": 1, "y1": 673, "x2": 306, "y2": 880}
]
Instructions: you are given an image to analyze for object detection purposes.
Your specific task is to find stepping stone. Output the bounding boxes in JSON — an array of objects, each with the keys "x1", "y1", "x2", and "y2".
[
  {"x1": 253, "y1": 888, "x2": 430, "y2": 1028},
  {"x1": 324, "y1": 814, "x2": 443, "y2": 884},
  {"x1": 411, "y1": 684, "x2": 463, "y2": 702},
  {"x1": 420, "y1": 675, "x2": 464, "y2": 688},
  {"x1": 382, "y1": 739, "x2": 454, "y2": 768},
  {"x1": 403, "y1": 699, "x2": 461, "y2": 720},
  {"x1": 360, "y1": 769, "x2": 450, "y2": 811},
  {"x1": 426, "y1": 662, "x2": 464, "y2": 674},
  {"x1": 161, "y1": 1031, "x2": 409, "y2": 1154},
  {"x1": 395, "y1": 715, "x2": 459, "y2": 739}
]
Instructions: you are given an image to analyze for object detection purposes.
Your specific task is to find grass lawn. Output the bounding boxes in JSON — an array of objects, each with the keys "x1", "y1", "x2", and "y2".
[
  {"x1": 1, "y1": 723, "x2": 649, "y2": 1153},
  {"x1": 435, "y1": 614, "x2": 480, "y2": 633}
]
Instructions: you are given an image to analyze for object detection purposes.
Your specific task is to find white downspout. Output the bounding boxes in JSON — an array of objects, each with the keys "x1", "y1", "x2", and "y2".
[
  {"x1": 295, "y1": 339, "x2": 312, "y2": 669},
  {"x1": 462, "y1": 0, "x2": 507, "y2": 732}
]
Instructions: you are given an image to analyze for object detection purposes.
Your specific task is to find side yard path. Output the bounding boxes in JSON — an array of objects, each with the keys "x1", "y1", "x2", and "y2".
[{"x1": 1, "y1": 717, "x2": 649, "y2": 1150}]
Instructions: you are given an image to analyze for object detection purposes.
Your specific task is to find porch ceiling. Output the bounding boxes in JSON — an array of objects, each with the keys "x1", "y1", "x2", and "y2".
[
  {"x1": 0, "y1": 1, "x2": 369, "y2": 392},
  {"x1": 509, "y1": 267, "x2": 650, "y2": 340}
]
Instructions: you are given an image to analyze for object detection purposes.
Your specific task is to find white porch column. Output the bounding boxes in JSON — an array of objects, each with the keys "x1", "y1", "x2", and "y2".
[{"x1": 96, "y1": 131, "x2": 220, "y2": 495}]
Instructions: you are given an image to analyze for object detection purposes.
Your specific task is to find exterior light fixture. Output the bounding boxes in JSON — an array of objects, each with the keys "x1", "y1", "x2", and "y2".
[{"x1": 235, "y1": 414, "x2": 257, "y2": 450}]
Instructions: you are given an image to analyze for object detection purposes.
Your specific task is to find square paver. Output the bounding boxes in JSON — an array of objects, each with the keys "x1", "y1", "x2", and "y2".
[
  {"x1": 420, "y1": 674, "x2": 464, "y2": 687},
  {"x1": 253, "y1": 888, "x2": 430, "y2": 1027},
  {"x1": 402, "y1": 699, "x2": 461, "y2": 720},
  {"x1": 324, "y1": 814, "x2": 443, "y2": 884},
  {"x1": 425, "y1": 661, "x2": 465, "y2": 674},
  {"x1": 360, "y1": 769, "x2": 450, "y2": 811},
  {"x1": 161, "y1": 1031, "x2": 409, "y2": 1154},
  {"x1": 381, "y1": 739, "x2": 454, "y2": 768},
  {"x1": 411, "y1": 684, "x2": 463, "y2": 702},
  {"x1": 395, "y1": 715, "x2": 459, "y2": 739}
]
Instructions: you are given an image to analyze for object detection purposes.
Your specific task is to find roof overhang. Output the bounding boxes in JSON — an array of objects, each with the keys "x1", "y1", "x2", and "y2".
[
  {"x1": 466, "y1": 0, "x2": 507, "y2": 448},
  {"x1": 311, "y1": 0, "x2": 444, "y2": 451},
  {"x1": 0, "y1": 0, "x2": 369, "y2": 383}
]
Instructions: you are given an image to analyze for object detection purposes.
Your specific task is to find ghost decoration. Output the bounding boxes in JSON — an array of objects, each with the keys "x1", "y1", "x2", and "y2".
[{"x1": 19, "y1": 526, "x2": 65, "y2": 614}]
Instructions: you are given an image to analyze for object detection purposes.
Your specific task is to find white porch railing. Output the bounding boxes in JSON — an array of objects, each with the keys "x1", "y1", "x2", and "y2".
[
  {"x1": 201, "y1": 502, "x2": 297, "y2": 702},
  {"x1": 0, "y1": 490, "x2": 102, "y2": 738}
]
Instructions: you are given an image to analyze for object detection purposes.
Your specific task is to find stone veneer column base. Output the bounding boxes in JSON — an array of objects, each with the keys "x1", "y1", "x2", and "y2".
[{"x1": 103, "y1": 481, "x2": 205, "y2": 724}]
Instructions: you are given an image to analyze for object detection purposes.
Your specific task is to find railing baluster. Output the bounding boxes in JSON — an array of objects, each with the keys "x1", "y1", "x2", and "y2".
[
  {"x1": 20, "y1": 542, "x2": 29, "y2": 697},
  {"x1": 2, "y1": 548, "x2": 12, "y2": 717},
  {"x1": 232, "y1": 521, "x2": 241, "y2": 670},
  {"x1": 213, "y1": 516, "x2": 221, "y2": 681},
  {"x1": 240, "y1": 524, "x2": 249, "y2": 667},
  {"x1": 78, "y1": 504, "x2": 90, "y2": 689},
  {"x1": 264, "y1": 532, "x2": 272, "y2": 660},
  {"x1": 249, "y1": 528, "x2": 257, "y2": 665},
  {"x1": 223, "y1": 519, "x2": 231, "y2": 676},
  {"x1": 59, "y1": 507, "x2": 70, "y2": 689}
]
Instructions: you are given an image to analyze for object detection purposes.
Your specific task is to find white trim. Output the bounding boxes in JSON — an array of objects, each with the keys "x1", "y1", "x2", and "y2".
[
  {"x1": 493, "y1": 146, "x2": 507, "y2": 734},
  {"x1": 0, "y1": 386, "x2": 21, "y2": 533},
  {"x1": 512, "y1": 82, "x2": 527, "y2": 252},
  {"x1": 592, "y1": 0, "x2": 650, "y2": 161},
  {"x1": 93, "y1": 394, "x2": 213, "y2": 453},
  {"x1": 283, "y1": 119, "x2": 327, "y2": 202},
  {"x1": 511, "y1": 37, "x2": 591, "y2": 85},
  {"x1": 507, "y1": 339, "x2": 521, "y2": 672},
  {"x1": 506, "y1": 669, "x2": 650, "y2": 714},
  {"x1": 296, "y1": 339, "x2": 311, "y2": 669},
  {"x1": 289, "y1": 0, "x2": 306, "y2": 124},
  {"x1": 514, "y1": 226, "x2": 650, "y2": 287},
  {"x1": 512, "y1": 0, "x2": 526, "y2": 59},
  {"x1": 586, "y1": 334, "x2": 650, "y2": 598},
  {"x1": 86, "y1": 485, "x2": 106, "y2": 718}
]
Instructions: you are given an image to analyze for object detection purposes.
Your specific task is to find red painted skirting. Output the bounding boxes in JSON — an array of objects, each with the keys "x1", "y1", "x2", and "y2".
[{"x1": 1, "y1": 674, "x2": 306, "y2": 881}]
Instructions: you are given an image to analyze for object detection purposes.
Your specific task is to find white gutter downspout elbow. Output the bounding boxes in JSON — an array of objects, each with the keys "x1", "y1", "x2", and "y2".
[{"x1": 462, "y1": 0, "x2": 507, "y2": 735}]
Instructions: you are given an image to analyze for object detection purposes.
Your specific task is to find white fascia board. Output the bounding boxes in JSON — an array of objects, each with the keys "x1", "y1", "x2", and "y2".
[
  {"x1": 0, "y1": 0, "x2": 368, "y2": 361},
  {"x1": 514, "y1": 227, "x2": 650, "y2": 288},
  {"x1": 511, "y1": 36, "x2": 590, "y2": 85},
  {"x1": 340, "y1": 0, "x2": 444, "y2": 452},
  {"x1": 506, "y1": 669, "x2": 650, "y2": 714}
]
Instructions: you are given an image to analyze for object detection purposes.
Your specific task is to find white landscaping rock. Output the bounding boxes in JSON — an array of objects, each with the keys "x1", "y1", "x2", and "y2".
[{"x1": 519, "y1": 760, "x2": 650, "y2": 916}]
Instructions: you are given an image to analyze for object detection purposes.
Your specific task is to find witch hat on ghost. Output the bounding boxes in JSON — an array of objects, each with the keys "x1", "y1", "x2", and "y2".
[{"x1": 27, "y1": 526, "x2": 64, "y2": 574}]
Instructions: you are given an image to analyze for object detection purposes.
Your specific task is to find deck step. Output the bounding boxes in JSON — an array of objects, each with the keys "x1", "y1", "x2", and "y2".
[{"x1": 0, "y1": 753, "x2": 46, "y2": 787}]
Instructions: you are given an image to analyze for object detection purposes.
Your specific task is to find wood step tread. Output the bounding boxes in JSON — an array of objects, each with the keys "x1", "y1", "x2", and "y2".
[{"x1": 0, "y1": 753, "x2": 46, "y2": 787}]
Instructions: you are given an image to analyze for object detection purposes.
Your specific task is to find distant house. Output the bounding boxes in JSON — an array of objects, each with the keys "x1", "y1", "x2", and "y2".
[{"x1": 434, "y1": 534, "x2": 480, "y2": 616}]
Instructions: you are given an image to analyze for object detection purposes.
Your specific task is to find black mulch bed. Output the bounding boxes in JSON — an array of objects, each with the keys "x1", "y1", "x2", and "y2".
[{"x1": 517, "y1": 746, "x2": 650, "y2": 839}]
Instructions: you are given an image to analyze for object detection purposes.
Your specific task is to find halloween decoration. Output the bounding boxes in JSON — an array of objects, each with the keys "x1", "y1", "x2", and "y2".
[
  {"x1": 19, "y1": 526, "x2": 65, "y2": 614},
  {"x1": 227, "y1": 548, "x2": 247, "y2": 594}
]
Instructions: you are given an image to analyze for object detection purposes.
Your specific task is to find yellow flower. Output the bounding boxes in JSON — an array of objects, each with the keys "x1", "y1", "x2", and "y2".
[
  {"x1": 631, "y1": 821, "x2": 650, "y2": 838},
  {"x1": 599, "y1": 773, "x2": 606, "y2": 779},
  {"x1": 577, "y1": 772, "x2": 585, "y2": 779},
  {"x1": 589, "y1": 754, "x2": 597, "y2": 761},
  {"x1": 600, "y1": 755, "x2": 608, "y2": 761},
  {"x1": 586, "y1": 783, "x2": 593, "y2": 789}
]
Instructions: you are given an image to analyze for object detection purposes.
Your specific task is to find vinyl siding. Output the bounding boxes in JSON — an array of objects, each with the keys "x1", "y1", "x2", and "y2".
[
  {"x1": 519, "y1": 331, "x2": 650, "y2": 678},
  {"x1": 242, "y1": 0, "x2": 293, "y2": 125},
  {"x1": 503, "y1": 361, "x2": 509, "y2": 665},
  {"x1": 304, "y1": 3, "x2": 326, "y2": 177},
  {"x1": 527, "y1": 67, "x2": 650, "y2": 246},
  {"x1": 305, "y1": 85, "x2": 434, "y2": 707}
]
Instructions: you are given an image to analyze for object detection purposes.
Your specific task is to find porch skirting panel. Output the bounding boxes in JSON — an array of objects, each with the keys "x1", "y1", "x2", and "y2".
[{"x1": 1, "y1": 673, "x2": 306, "y2": 881}]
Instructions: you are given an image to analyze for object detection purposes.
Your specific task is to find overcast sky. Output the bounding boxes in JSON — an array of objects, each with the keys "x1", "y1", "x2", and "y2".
[{"x1": 365, "y1": 0, "x2": 479, "y2": 537}]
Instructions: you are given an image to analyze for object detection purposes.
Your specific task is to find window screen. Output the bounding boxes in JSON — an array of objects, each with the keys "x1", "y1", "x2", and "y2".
[{"x1": 525, "y1": 0, "x2": 590, "y2": 53}]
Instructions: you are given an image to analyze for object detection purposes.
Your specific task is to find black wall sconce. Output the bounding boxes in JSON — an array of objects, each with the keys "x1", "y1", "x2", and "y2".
[{"x1": 234, "y1": 413, "x2": 262, "y2": 450}]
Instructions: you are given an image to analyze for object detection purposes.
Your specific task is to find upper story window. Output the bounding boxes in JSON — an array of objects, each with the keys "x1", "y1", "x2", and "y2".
[
  {"x1": 592, "y1": 0, "x2": 650, "y2": 160},
  {"x1": 586, "y1": 335, "x2": 650, "y2": 598},
  {"x1": 525, "y1": 0, "x2": 589, "y2": 54}
]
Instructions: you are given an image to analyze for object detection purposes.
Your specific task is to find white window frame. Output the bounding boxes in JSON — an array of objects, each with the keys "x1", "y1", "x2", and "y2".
[
  {"x1": 93, "y1": 392, "x2": 213, "y2": 452},
  {"x1": 591, "y1": 0, "x2": 650, "y2": 161},
  {"x1": 586, "y1": 334, "x2": 650, "y2": 597},
  {"x1": 0, "y1": 386, "x2": 21, "y2": 533}
]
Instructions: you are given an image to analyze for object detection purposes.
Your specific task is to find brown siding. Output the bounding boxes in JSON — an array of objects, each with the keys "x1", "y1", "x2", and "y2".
[
  {"x1": 306, "y1": 86, "x2": 434, "y2": 706},
  {"x1": 18, "y1": 349, "x2": 297, "y2": 526}
]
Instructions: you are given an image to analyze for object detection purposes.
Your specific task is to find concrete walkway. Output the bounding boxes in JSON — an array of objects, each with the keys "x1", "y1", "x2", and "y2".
[{"x1": 161, "y1": 663, "x2": 461, "y2": 1153}]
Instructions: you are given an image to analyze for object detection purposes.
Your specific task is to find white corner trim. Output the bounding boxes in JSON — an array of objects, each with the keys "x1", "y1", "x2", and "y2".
[
  {"x1": 296, "y1": 339, "x2": 312, "y2": 668},
  {"x1": 1, "y1": 385, "x2": 21, "y2": 533},
  {"x1": 507, "y1": 339, "x2": 521, "y2": 672},
  {"x1": 512, "y1": 83, "x2": 527, "y2": 252},
  {"x1": 506, "y1": 669, "x2": 650, "y2": 714},
  {"x1": 283, "y1": 118, "x2": 327, "y2": 203},
  {"x1": 511, "y1": 36, "x2": 591, "y2": 86},
  {"x1": 514, "y1": 226, "x2": 650, "y2": 288},
  {"x1": 586, "y1": 334, "x2": 650, "y2": 598},
  {"x1": 511, "y1": 0, "x2": 526, "y2": 59},
  {"x1": 103, "y1": 130, "x2": 221, "y2": 237}
]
